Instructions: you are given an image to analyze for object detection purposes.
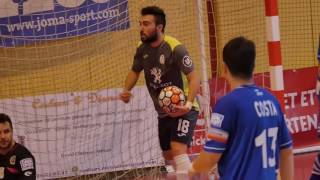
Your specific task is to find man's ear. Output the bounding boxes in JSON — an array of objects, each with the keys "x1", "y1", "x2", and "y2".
[
  {"x1": 157, "y1": 24, "x2": 163, "y2": 32},
  {"x1": 223, "y1": 63, "x2": 229, "y2": 78}
]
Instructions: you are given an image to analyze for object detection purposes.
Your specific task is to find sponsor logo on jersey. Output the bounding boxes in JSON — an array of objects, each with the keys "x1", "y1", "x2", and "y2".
[
  {"x1": 254, "y1": 89, "x2": 264, "y2": 96},
  {"x1": 20, "y1": 158, "x2": 34, "y2": 171},
  {"x1": 210, "y1": 113, "x2": 224, "y2": 128},
  {"x1": 9, "y1": 155, "x2": 16, "y2": 165},
  {"x1": 182, "y1": 55, "x2": 192, "y2": 67},
  {"x1": 150, "y1": 67, "x2": 162, "y2": 84},
  {"x1": 159, "y1": 54, "x2": 165, "y2": 64}
]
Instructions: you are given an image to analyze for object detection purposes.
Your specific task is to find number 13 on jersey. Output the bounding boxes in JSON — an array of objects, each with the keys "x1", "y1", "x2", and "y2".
[{"x1": 255, "y1": 127, "x2": 278, "y2": 168}]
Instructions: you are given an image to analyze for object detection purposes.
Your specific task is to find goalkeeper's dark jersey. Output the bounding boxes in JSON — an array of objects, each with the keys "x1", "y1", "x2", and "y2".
[
  {"x1": 0, "y1": 143, "x2": 36, "y2": 180},
  {"x1": 131, "y1": 35, "x2": 199, "y2": 117}
]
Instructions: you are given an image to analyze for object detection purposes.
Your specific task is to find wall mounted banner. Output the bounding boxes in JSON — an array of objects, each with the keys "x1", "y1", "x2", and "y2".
[
  {"x1": 0, "y1": 87, "x2": 162, "y2": 179},
  {"x1": 0, "y1": 0, "x2": 129, "y2": 47},
  {"x1": 209, "y1": 67, "x2": 319, "y2": 150}
]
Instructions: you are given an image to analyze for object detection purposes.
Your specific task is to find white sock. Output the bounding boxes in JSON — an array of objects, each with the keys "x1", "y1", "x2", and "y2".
[
  {"x1": 165, "y1": 160, "x2": 176, "y2": 173},
  {"x1": 174, "y1": 154, "x2": 191, "y2": 180}
]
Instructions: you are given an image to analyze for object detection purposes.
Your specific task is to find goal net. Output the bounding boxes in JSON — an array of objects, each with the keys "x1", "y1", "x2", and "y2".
[
  {"x1": 2, "y1": 0, "x2": 319, "y2": 179},
  {"x1": 0, "y1": 0, "x2": 211, "y2": 179}
]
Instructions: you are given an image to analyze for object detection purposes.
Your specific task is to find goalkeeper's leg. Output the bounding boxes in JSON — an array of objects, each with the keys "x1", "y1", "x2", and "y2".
[
  {"x1": 171, "y1": 142, "x2": 191, "y2": 180},
  {"x1": 163, "y1": 151, "x2": 176, "y2": 173},
  {"x1": 170, "y1": 109, "x2": 198, "y2": 180}
]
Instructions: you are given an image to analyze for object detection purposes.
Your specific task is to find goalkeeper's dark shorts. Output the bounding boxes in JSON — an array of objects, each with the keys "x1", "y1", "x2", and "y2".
[{"x1": 158, "y1": 108, "x2": 199, "y2": 151}]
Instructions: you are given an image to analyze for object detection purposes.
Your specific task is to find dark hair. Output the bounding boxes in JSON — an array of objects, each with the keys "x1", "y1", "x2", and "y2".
[
  {"x1": 0, "y1": 113, "x2": 13, "y2": 129},
  {"x1": 223, "y1": 36, "x2": 255, "y2": 79},
  {"x1": 141, "y1": 6, "x2": 166, "y2": 32}
]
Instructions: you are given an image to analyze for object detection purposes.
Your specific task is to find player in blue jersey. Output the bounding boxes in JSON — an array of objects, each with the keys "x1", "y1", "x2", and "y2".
[
  {"x1": 189, "y1": 36, "x2": 293, "y2": 180},
  {"x1": 119, "y1": 6, "x2": 200, "y2": 180},
  {"x1": 310, "y1": 35, "x2": 320, "y2": 180}
]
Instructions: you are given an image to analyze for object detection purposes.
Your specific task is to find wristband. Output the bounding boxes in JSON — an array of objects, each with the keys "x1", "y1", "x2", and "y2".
[{"x1": 185, "y1": 101, "x2": 193, "y2": 110}]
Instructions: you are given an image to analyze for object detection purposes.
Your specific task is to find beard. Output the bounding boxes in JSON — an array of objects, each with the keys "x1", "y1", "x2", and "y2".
[
  {"x1": 140, "y1": 30, "x2": 158, "y2": 44},
  {"x1": 0, "y1": 139, "x2": 12, "y2": 150}
]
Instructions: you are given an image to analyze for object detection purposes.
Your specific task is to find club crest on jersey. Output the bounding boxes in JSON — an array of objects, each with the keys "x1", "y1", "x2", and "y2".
[
  {"x1": 159, "y1": 54, "x2": 165, "y2": 64},
  {"x1": 10, "y1": 155, "x2": 16, "y2": 165},
  {"x1": 210, "y1": 113, "x2": 224, "y2": 128},
  {"x1": 150, "y1": 67, "x2": 162, "y2": 84},
  {"x1": 143, "y1": 54, "x2": 149, "y2": 59},
  {"x1": 182, "y1": 55, "x2": 192, "y2": 67}
]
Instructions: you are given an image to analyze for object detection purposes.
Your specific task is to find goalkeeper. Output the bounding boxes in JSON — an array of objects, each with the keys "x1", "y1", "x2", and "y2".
[{"x1": 119, "y1": 6, "x2": 200, "y2": 180}]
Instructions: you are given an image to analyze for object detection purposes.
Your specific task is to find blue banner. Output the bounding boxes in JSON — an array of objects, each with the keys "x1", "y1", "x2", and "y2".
[{"x1": 0, "y1": 0, "x2": 129, "y2": 47}]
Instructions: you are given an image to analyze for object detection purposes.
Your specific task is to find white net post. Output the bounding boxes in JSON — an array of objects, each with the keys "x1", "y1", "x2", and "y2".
[{"x1": 195, "y1": 0, "x2": 211, "y2": 127}]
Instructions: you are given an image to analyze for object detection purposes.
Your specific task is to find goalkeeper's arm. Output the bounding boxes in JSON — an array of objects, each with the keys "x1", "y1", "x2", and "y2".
[
  {"x1": 120, "y1": 70, "x2": 140, "y2": 103},
  {"x1": 124, "y1": 70, "x2": 140, "y2": 91}
]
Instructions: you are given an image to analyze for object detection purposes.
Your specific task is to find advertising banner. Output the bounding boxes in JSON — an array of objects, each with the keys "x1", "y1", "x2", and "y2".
[
  {"x1": 0, "y1": 0, "x2": 129, "y2": 47},
  {"x1": 283, "y1": 67, "x2": 319, "y2": 148},
  {"x1": 0, "y1": 87, "x2": 162, "y2": 179}
]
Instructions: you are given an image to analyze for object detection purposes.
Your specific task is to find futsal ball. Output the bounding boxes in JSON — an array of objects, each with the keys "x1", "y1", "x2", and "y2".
[{"x1": 158, "y1": 86, "x2": 185, "y2": 113}]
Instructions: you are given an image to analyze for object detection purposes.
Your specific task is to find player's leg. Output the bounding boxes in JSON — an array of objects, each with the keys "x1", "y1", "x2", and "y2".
[
  {"x1": 158, "y1": 117, "x2": 176, "y2": 173},
  {"x1": 170, "y1": 109, "x2": 198, "y2": 180},
  {"x1": 310, "y1": 153, "x2": 320, "y2": 180}
]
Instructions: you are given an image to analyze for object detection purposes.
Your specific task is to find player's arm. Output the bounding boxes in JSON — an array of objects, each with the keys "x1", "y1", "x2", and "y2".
[
  {"x1": 166, "y1": 45, "x2": 200, "y2": 117},
  {"x1": 279, "y1": 147, "x2": 293, "y2": 180},
  {"x1": 277, "y1": 103, "x2": 294, "y2": 180},
  {"x1": 120, "y1": 70, "x2": 140, "y2": 103},
  {"x1": 124, "y1": 70, "x2": 140, "y2": 91},
  {"x1": 190, "y1": 150, "x2": 221, "y2": 173},
  {"x1": 119, "y1": 46, "x2": 143, "y2": 103},
  {"x1": 170, "y1": 69, "x2": 200, "y2": 117},
  {"x1": 185, "y1": 70, "x2": 200, "y2": 108},
  {"x1": 190, "y1": 99, "x2": 233, "y2": 176}
]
